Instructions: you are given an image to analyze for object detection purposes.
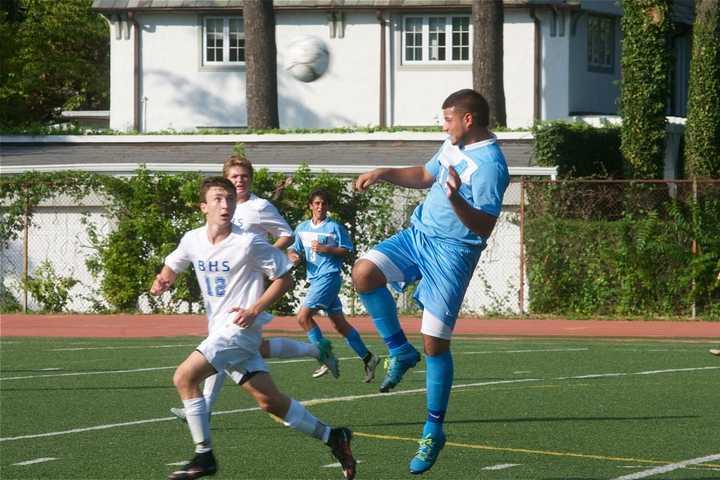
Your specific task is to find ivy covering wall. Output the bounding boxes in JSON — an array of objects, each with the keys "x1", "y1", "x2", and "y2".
[
  {"x1": 620, "y1": 0, "x2": 672, "y2": 179},
  {"x1": 684, "y1": 0, "x2": 720, "y2": 178}
]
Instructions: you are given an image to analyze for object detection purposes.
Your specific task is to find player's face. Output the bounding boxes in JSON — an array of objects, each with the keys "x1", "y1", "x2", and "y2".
[
  {"x1": 309, "y1": 197, "x2": 328, "y2": 222},
  {"x1": 226, "y1": 166, "x2": 252, "y2": 201},
  {"x1": 442, "y1": 107, "x2": 471, "y2": 145},
  {"x1": 200, "y1": 187, "x2": 236, "y2": 226}
]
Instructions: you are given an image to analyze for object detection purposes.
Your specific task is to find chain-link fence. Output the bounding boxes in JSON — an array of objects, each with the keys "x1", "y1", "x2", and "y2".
[
  {"x1": 0, "y1": 192, "x2": 113, "y2": 313},
  {"x1": 1, "y1": 178, "x2": 533, "y2": 316}
]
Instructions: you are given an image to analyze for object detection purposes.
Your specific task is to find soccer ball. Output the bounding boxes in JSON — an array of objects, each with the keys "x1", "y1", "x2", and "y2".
[{"x1": 285, "y1": 36, "x2": 330, "y2": 82}]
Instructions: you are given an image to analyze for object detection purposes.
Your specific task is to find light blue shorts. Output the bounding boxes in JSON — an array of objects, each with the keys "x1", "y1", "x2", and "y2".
[
  {"x1": 303, "y1": 273, "x2": 344, "y2": 314},
  {"x1": 360, "y1": 225, "x2": 482, "y2": 338}
]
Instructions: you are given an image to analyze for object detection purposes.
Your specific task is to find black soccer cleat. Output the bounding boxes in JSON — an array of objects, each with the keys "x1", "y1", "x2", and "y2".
[
  {"x1": 167, "y1": 450, "x2": 217, "y2": 480},
  {"x1": 327, "y1": 427, "x2": 357, "y2": 480}
]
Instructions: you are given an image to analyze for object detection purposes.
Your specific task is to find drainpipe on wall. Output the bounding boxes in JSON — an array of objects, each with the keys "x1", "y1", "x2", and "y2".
[
  {"x1": 530, "y1": 7, "x2": 542, "y2": 122},
  {"x1": 127, "y1": 11, "x2": 141, "y2": 132},
  {"x1": 377, "y1": 10, "x2": 387, "y2": 128}
]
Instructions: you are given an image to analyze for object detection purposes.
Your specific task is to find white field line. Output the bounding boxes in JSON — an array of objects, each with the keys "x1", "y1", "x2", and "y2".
[
  {"x1": 12, "y1": 457, "x2": 58, "y2": 466},
  {"x1": 464, "y1": 348, "x2": 588, "y2": 355},
  {"x1": 611, "y1": 453, "x2": 720, "y2": 480},
  {"x1": 0, "y1": 366, "x2": 177, "y2": 381},
  {"x1": 556, "y1": 366, "x2": 720, "y2": 380},
  {"x1": 51, "y1": 344, "x2": 197, "y2": 351},
  {"x1": 0, "y1": 378, "x2": 541, "y2": 443},
  {"x1": 1, "y1": 362, "x2": 717, "y2": 443},
  {"x1": 0, "y1": 358, "x2": 323, "y2": 381},
  {"x1": 482, "y1": 463, "x2": 521, "y2": 470},
  {"x1": 0, "y1": 347, "x2": 590, "y2": 382}
]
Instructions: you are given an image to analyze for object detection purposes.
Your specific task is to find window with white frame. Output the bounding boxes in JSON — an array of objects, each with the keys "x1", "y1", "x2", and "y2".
[
  {"x1": 587, "y1": 15, "x2": 614, "y2": 73},
  {"x1": 203, "y1": 16, "x2": 244, "y2": 65},
  {"x1": 402, "y1": 15, "x2": 471, "y2": 64}
]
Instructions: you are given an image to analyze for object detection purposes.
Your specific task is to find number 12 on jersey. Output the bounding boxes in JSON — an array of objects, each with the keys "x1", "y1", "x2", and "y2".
[{"x1": 205, "y1": 276, "x2": 227, "y2": 297}]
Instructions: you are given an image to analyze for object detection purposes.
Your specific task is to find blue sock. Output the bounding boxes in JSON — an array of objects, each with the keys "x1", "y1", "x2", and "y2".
[
  {"x1": 359, "y1": 287, "x2": 412, "y2": 356},
  {"x1": 307, "y1": 326, "x2": 324, "y2": 344},
  {"x1": 344, "y1": 328, "x2": 370, "y2": 359},
  {"x1": 423, "y1": 351, "x2": 453, "y2": 438}
]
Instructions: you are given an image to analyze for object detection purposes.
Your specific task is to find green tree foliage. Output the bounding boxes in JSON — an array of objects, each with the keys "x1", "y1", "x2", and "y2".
[
  {"x1": 85, "y1": 169, "x2": 204, "y2": 312},
  {"x1": 620, "y1": 0, "x2": 672, "y2": 178},
  {"x1": 0, "y1": 0, "x2": 109, "y2": 127},
  {"x1": 684, "y1": 0, "x2": 720, "y2": 178}
]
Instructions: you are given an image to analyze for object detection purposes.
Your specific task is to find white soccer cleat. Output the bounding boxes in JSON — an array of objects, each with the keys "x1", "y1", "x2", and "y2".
[
  {"x1": 312, "y1": 364, "x2": 330, "y2": 378},
  {"x1": 710, "y1": 348, "x2": 720, "y2": 357}
]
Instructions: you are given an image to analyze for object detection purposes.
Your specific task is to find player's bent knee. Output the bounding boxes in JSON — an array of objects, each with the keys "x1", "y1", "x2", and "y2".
[{"x1": 352, "y1": 259, "x2": 384, "y2": 293}]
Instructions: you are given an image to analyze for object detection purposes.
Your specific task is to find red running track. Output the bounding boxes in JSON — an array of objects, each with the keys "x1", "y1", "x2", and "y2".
[{"x1": 1, "y1": 314, "x2": 719, "y2": 339}]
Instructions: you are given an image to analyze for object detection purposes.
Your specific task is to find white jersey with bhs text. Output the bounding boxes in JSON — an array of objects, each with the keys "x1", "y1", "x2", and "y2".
[
  {"x1": 165, "y1": 224, "x2": 293, "y2": 333},
  {"x1": 233, "y1": 193, "x2": 293, "y2": 240}
]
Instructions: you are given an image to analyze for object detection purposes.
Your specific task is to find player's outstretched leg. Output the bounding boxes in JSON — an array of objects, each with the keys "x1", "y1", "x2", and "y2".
[
  {"x1": 358, "y1": 285, "x2": 420, "y2": 391},
  {"x1": 409, "y1": 350, "x2": 452, "y2": 474}
]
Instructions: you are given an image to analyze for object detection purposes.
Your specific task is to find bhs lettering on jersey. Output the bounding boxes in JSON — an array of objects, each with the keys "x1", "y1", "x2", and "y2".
[{"x1": 197, "y1": 260, "x2": 231, "y2": 272}]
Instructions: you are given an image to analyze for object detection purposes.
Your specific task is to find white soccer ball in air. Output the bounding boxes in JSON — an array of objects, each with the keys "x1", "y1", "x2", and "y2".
[{"x1": 285, "y1": 36, "x2": 330, "y2": 82}]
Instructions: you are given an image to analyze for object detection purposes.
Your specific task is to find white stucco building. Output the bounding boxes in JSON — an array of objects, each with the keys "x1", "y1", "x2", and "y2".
[{"x1": 92, "y1": 0, "x2": 693, "y2": 133}]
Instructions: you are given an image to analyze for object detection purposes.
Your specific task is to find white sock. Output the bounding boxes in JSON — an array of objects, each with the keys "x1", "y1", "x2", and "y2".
[
  {"x1": 282, "y1": 399, "x2": 330, "y2": 442},
  {"x1": 183, "y1": 397, "x2": 211, "y2": 453},
  {"x1": 202, "y1": 371, "x2": 226, "y2": 412},
  {"x1": 268, "y1": 338, "x2": 320, "y2": 359}
]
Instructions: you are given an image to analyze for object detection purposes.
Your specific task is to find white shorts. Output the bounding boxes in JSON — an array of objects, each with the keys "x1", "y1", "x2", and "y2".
[{"x1": 196, "y1": 322, "x2": 268, "y2": 384}]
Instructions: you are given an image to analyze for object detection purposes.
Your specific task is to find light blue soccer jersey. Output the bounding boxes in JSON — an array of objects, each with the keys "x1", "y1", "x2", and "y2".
[
  {"x1": 411, "y1": 136, "x2": 509, "y2": 247},
  {"x1": 290, "y1": 218, "x2": 353, "y2": 280}
]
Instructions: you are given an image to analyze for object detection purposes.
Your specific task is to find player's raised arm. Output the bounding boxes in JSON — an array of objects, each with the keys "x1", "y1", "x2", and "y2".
[
  {"x1": 355, "y1": 166, "x2": 434, "y2": 191},
  {"x1": 150, "y1": 265, "x2": 178, "y2": 296}
]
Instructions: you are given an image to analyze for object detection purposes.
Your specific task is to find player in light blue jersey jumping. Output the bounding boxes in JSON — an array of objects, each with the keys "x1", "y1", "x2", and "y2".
[
  {"x1": 353, "y1": 89, "x2": 509, "y2": 474},
  {"x1": 288, "y1": 189, "x2": 380, "y2": 383}
]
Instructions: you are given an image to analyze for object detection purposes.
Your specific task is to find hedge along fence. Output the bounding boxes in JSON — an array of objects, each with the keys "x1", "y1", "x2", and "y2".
[
  {"x1": 532, "y1": 121, "x2": 624, "y2": 178},
  {"x1": 0, "y1": 167, "x2": 399, "y2": 314},
  {"x1": 523, "y1": 179, "x2": 720, "y2": 319}
]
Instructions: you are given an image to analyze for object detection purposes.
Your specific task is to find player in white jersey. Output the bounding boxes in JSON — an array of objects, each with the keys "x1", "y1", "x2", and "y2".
[
  {"x1": 171, "y1": 156, "x2": 332, "y2": 422},
  {"x1": 353, "y1": 89, "x2": 509, "y2": 474},
  {"x1": 153, "y1": 177, "x2": 356, "y2": 480}
]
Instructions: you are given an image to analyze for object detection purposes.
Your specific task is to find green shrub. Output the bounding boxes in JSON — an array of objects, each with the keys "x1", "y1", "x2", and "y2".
[
  {"x1": 23, "y1": 260, "x2": 79, "y2": 312},
  {"x1": 0, "y1": 285, "x2": 22, "y2": 313},
  {"x1": 532, "y1": 121, "x2": 623, "y2": 178},
  {"x1": 525, "y1": 181, "x2": 720, "y2": 318}
]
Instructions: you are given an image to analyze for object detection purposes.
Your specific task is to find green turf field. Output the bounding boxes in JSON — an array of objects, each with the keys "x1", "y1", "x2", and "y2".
[{"x1": 1, "y1": 336, "x2": 719, "y2": 479}]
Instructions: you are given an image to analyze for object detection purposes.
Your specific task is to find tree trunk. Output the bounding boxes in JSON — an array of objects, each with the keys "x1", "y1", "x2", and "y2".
[
  {"x1": 244, "y1": 0, "x2": 279, "y2": 129},
  {"x1": 472, "y1": 0, "x2": 507, "y2": 128}
]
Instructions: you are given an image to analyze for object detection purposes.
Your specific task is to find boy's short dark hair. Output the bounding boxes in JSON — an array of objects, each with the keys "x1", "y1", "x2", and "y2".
[
  {"x1": 308, "y1": 188, "x2": 330, "y2": 205},
  {"x1": 442, "y1": 89, "x2": 490, "y2": 128},
  {"x1": 200, "y1": 176, "x2": 235, "y2": 203}
]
